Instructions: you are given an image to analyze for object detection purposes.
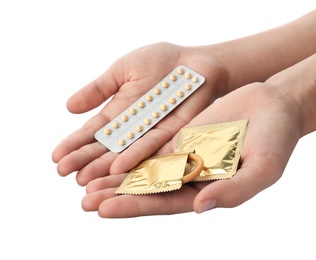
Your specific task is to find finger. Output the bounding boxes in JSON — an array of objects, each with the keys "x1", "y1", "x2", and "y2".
[
  {"x1": 109, "y1": 109, "x2": 190, "y2": 174},
  {"x1": 67, "y1": 66, "x2": 122, "y2": 113},
  {"x1": 83, "y1": 174, "x2": 128, "y2": 211},
  {"x1": 54, "y1": 78, "x2": 170, "y2": 164},
  {"x1": 82, "y1": 188, "x2": 118, "y2": 212},
  {"x1": 97, "y1": 186, "x2": 199, "y2": 218},
  {"x1": 52, "y1": 113, "x2": 108, "y2": 163},
  {"x1": 193, "y1": 157, "x2": 283, "y2": 213},
  {"x1": 76, "y1": 152, "x2": 119, "y2": 186},
  {"x1": 86, "y1": 174, "x2": 127, "y2": 194},
  {"x1": 109, "y1": 127, "x2": 175, "y2": 174},
  {"x1": 56, "y1": 141, "x2": 107, "y2": 177}
]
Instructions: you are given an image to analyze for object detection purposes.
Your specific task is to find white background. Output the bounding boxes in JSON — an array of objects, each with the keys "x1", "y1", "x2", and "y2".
[{"x1": 1, "y1": 1, "x2": 316, "y2": 259}]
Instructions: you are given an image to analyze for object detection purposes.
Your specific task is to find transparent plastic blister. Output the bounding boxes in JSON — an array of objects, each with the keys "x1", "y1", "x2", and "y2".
[{"x1": 95, "y1": 65, "x2": 205, "y2": 153}]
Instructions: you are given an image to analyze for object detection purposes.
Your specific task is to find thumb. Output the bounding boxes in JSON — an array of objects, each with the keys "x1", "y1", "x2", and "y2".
[
  {"x1": 193, "y1": 164, "x2": 282, "y2": 213},
  {"x1": 67, "y1": 65, "x2": 121, "y2": 113}
]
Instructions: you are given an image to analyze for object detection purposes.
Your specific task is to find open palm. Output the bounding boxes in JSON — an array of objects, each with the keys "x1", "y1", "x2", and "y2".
[
  {"x1": 82, "y1": 83, "x2": 301, "y2": 218},
  {"x1": 52, "y1": 42, "x2": 227, "y2": 185}
]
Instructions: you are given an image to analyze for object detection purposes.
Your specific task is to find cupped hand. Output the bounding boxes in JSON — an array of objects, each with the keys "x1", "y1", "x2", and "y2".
[
  {"x1": 52, "y1": 42, "x2": 228, "y2": 185},
  {"x1": 82, "y1": 83, "x2": 302, "y2": 218}
]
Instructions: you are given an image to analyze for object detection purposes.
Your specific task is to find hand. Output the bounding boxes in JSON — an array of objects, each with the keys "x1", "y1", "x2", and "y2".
[
  {"x1": 52, "y1": 42, "x2": 228, "y2": 185},
  {"x1": 82, "y1": 82, "x2": 301, "y2": 218}
]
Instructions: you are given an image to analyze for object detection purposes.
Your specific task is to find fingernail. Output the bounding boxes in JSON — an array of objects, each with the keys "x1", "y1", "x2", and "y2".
[{"x1": 198, "y1": 199, "x2": 217, "y2": 213}]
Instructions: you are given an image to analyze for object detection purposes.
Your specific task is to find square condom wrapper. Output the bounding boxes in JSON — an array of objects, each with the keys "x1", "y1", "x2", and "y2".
[
  {"x1": 175, "y1": 120, "x2": 248, "y2": 181},
  {"x1": 116, "y1": 120, "x2": 248, "y2": 195},
  {"x1": 115, "y1": 151, "x2": 195, "y2": 195}
]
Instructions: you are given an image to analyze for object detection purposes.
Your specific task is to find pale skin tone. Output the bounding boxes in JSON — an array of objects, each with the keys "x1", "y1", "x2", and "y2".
[
  {"x1": 52, "y1": 10, "x2": 316, "y2": 217},
  {"x1": 83, "y1": 54, "x2": 316, "y2": 217},
  {"x1": 53, "y1": 44, "x2": 226, "y2": 185}
]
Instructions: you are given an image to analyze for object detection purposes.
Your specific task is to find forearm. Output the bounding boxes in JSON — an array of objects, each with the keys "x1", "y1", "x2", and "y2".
[
  {"x1": 266, "y1": 53, "x2": 316, "y2": 137},
  {"x1": 200, "y1": 10, "x2": 316, "y2": 96}
]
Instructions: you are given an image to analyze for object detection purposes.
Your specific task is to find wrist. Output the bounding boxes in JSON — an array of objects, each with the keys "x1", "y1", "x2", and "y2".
[
  {"x1": 266, "y1": 54, "x2": 316, "y2": 137},
  {"x1": 199, "y1": 10, "x2": 316, "y2": 95},
  {"x1": 182, "y1": 45, "x2": 230, "y2": 98}
]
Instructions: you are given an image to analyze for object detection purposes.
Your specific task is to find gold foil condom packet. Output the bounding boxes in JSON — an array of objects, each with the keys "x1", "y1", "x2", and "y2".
[
  {"x1": 175, "y1": 120, "x2": 248, "y2": 181},
  {"x1": 115, "y1": 151, "x2": 204, "y2": 195}
]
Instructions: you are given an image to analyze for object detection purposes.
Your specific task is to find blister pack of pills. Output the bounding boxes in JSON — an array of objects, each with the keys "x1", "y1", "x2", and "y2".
[{"x1": 95, "y1": 65, "x2": 205, "y2": 153}]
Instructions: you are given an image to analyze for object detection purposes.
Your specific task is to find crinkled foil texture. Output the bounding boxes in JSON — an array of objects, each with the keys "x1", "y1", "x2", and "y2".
[
  {"x1": 176, "y1": 120, "x2": 248, "y2": 181},
  {"x1": 116, "y1": 120, "x2": 248, "y2": 194},
  {"x1": 115, "y1": 151, "x2": 191, "y2": 195}
]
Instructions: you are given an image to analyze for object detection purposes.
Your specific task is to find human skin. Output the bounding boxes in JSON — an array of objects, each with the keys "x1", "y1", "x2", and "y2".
[
  {"x1": 82, "y1": 53, "x2": 316, "y2": 218},
  {"x1": 52, "y1": 10, "x2": 316, "y2": 186}
]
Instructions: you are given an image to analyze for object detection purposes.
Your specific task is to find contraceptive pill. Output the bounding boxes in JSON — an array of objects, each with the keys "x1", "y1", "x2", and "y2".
[{"x1": 95, "y1": 65, "x2": 205, "y2": 153}]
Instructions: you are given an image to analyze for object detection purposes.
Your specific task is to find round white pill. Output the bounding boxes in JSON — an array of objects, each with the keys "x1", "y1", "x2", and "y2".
[
  {"x1": 152, "y1": 111, "x2": 159, "y2": 118},
  {"x1": 184, "y1": 72, "x2": 191, "y2": 79},
  {"x1": 103, "y1": 128, "x2": 111, "y2": 135},
  {"x1": 154, "y1": 88, "x2": 161, "y2": 95},
  {"x1": 135, "y1": 125, "x2": 143, "y2": 132},
  {"x1": 144, "y1": 118, "x2": 151, "y2": 125},
  {"x1": 168, "y1": 97, "x2": 176, "y2": 104},
  {"x1": 118, "y1": 139, "x2": 125, "y2": 146},
  {"x1": 160, "y1": 104, "x2": 167, "y2": 111},
  {"x1": 161, "y1": 81, "x2": 169, "y2": 88},
  {"x1": 177, "y1": 67, "x2": 184, "y2": 75},
  {"x1": 146, "y1": 95, "x2": 153, "y2": 102},
  {"x1": 176, "y1": 91, "x2": 184, "y2": 97},
  {"x1": 192, "y1": 76, "x2": 199, "y2": 83},
  {"x1": 129, "y1": 108, "x2": 137, "y2": 115},
  {"x1": 169, "y1": 74, "x2": 177, "y2": 82},
  {"x1": 112, "y1": 121, "x2": 120, "y2": 128},
  {"x1": 184, "y1": 83, "x2": 192, "y2": 91},
  {"x1": 138, "y1": 101, "x2": 145, "y2": 108},
  {"x1": 120, "y1": 115, "x2": 128, "y2": 122},
  {"x1": 126, "y1": 132, "x2": 134, "y2": 139}
]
